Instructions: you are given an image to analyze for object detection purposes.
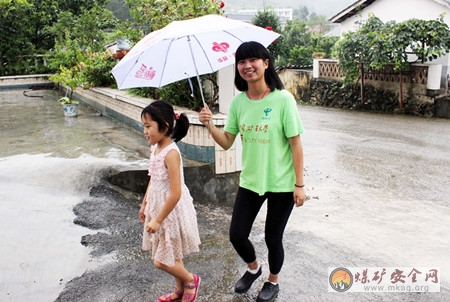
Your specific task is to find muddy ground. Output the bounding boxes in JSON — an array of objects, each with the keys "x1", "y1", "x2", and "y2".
[{"x1": 1, "y1": 89, "x2": 448, "y2": 302}]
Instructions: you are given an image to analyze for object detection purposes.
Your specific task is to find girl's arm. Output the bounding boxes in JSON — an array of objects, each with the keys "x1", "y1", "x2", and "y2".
[
  {"x1": 139, "y1": 180, "x2": 151, "y2": 222},
  {"x1": 145, "y1": 149, "x2": 182, "y2": 233},
  {"x1": 289, "y1": 135, "x2": 306, "y2": 207},
  {"x1": 199, "y1": 106, "x2": 236, "y2": 150}
]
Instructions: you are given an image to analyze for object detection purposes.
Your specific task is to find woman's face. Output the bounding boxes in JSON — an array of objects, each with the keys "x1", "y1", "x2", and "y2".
[{"x1": 237, "y1": 57, "x2": 269, "y2": 84}]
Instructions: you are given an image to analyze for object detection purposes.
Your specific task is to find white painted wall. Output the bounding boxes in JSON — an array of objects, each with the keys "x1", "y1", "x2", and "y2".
[
  {"x1": 217, "y1": 65, "x2": 242, "y2": 171},
  {"x1": 217, "y1": 64, "x2": 236, "y2": 114}
]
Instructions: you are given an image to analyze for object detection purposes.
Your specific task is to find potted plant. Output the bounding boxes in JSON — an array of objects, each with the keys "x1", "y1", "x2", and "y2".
[
  {"x1": 50, "y1": 65, "x2": 84, "y2": 117},
  {"x1": 312, "y1": 51, "x2": 326, "y2": 59},
  {"x1": 59, "y1": 96, "x2": 79, "y2": 117}
]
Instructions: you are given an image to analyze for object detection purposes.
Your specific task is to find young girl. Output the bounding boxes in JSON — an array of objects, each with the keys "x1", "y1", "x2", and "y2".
[
  {"x1": 199, "y1": 41, "x2": 306, "y2": 302},
  {"x1": 138, "y1": 100, "x2": 201, "y2": 302}
]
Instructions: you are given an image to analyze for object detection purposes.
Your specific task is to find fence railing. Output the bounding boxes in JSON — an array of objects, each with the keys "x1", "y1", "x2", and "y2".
[
  {"x1": 363, "y1": 64, "x2": 428, "y2": 85},
  {"x1": 316, "y1": 59, "x2": 429, "y2": 85},
  {"x1": 318, "y1": 60, "x2": 343, "y2": 78},
  {"x1": 0, "y1": 54, "x2": 52, "y2": 76}
]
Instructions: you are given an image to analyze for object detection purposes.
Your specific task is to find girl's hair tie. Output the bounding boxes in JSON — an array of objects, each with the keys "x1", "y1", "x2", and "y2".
[{"x1": 174, "y1": 113, "x2": 180, "y2": 120}]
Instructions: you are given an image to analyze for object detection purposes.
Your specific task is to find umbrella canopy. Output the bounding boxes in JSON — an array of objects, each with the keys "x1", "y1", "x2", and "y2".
[{"x1": 111, "y1": 14, "x2": 280, "y2": 99}]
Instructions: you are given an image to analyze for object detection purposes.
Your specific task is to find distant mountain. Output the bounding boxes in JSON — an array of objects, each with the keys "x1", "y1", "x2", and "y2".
[{"x1": 224, "y1": 0, "x2": 355, "y2": 18}]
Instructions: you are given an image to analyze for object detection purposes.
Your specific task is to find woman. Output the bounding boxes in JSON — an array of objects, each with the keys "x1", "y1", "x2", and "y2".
[{"x1": 199, "y1": 41, "x2": 306, "y2": 302}]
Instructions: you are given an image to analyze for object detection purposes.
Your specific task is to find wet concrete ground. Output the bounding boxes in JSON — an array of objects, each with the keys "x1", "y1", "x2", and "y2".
[{"x1": 1, "y1": 88, "x2": 449, "y2": 301}]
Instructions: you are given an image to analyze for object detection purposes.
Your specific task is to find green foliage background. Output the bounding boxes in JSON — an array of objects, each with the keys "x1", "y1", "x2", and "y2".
[{"x1": 13, "y1": 1, "x2": 450, "y2": 111}]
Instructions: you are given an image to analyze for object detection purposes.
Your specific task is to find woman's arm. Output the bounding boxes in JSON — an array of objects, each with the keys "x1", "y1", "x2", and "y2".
[
  {"x1": 289, "y1": 135, "x2": 306, "y2": 207},
  {"x1": 199, "y1": 106, "x2": 236, "y2": 150}
]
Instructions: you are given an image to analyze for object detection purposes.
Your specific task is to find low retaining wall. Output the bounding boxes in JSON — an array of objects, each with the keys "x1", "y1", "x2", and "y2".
[
  {"x1": 0, "y1": 74, "x2": 54, "y2": 90},
  {"x1": 65, "y1": 85, "x2": 240, "y2": 206},
  {"x1": 69, "y1": 86, "x2": 232, "y2": 169},
  {"x1": 309, "y1": 78, "x2": 437, "y2": 116},
  {"x1": 278, "y1": 68, "x2": 450, "y2": 118}
]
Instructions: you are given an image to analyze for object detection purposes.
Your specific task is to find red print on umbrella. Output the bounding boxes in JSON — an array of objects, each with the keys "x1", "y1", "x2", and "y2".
[
  {"x1": 135, "y1": 64, "x2": 156, "y2": 80},
  {"x1": 212, "y1": 42, "x2": 234, "y2": 64},
  {"x1": 212, "y1": 42, "x2": 230, "y2": 53}
]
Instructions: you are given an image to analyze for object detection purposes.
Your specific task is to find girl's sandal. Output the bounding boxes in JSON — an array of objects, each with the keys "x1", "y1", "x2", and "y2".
[
  {"x1": 182, "y1": 274, "x2": 201, "y2": 302},
  {"x1": 157, "y1": 289, "x2": 183, "y2": 302}
]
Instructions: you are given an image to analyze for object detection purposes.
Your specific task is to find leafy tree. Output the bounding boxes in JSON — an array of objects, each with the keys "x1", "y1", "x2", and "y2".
[
  {"x1": 125, "y1": 0, "x2": 224, "y2": 33},
  {"x1": 58, "y1": 0, "x2": 109, "y2": 16},
  {"x1": 277, "y1": 19, "x2": 337, "y2": 66},
  {"x1": 280, "y1": 20, "x2": 311, "y2": 66},
  {"x1": 252, "y1": 8, "x2": 283, "y2": 64},
  {"x1": 336, "y1": 14, "x2": 450, "y2": 83},
  {"x1": 335, "y1": 14, "x2": 450, "y2": 107},
  {"x1": 1, "y1": 0, "x2": 108, "y2": 53},
  {"x1": 310, "y1": 34, "x2": 338, "y2": 59},
  {"x1": 106, "y1": 0, "x2": 132, "y2": 21},
  {"x1": 293, "y1": 6, "x2": 309, "y2": 21},
  {"x1": 391, "y1": 15, "x2": 450, "y2": 65},
  {"x1": 0, "y1": 0, "x2": 112, "y2": 75},
  {"x1": 0, "y1": 0, "x2": 35, "y2": 75},
  {"x1": 306, "y1": 13, "x2": 333, "y2": 35},
  {"x1": 47, "y1": 4, "x2": 119, "y2": 67},
  {"x1": 73, "y1": 5, "x2": 118, "y2": 50},
  {"x1": 335, "y1": 15, "x2": 393, "y2": 84},
  {"x1": 47, "y1": 4, "x2": 122, "y2": 90}
]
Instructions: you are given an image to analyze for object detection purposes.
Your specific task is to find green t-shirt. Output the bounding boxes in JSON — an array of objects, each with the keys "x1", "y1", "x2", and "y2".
[{"x1": 224, "y1": 89, "x2": 304, "y2": 195}]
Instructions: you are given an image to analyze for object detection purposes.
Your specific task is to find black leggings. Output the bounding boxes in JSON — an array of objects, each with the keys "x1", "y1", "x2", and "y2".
[{"x1": 229, "y1": 187, "x2": 295, "y2": 275}]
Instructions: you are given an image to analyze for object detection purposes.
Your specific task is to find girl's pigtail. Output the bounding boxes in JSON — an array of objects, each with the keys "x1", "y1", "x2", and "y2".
[{"x1": 172, "y1": 113, "x2": 189, "y2": 142}]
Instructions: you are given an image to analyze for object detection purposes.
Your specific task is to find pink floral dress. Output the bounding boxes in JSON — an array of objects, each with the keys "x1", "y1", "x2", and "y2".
[{"x1": 142, "y1": 142, "x2": 201, "y2": 267}]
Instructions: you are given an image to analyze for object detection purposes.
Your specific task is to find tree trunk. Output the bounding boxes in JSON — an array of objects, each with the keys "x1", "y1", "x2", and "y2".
[
  {"x1": 399, "y1": 71, "x2": 403, "y2": 109},
  {"x1": 360, "y1": 63, "x2": 365, "y2": 105}
]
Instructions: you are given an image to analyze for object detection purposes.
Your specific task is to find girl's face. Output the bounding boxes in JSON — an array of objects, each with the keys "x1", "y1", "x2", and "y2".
[
  {"x1": 141, "y1": 113, "x2": 166, "y2": 145},
  {"x1": 237, "y1": 57, "x2": 268, "y2": 84}
]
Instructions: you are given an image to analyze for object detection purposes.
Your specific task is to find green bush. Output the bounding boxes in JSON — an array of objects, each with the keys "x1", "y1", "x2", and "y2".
[
  {"x1": 129, "y1": 76, "x2": 210, "y2": 112},
  {"x1": 80, "y1": 52, "x2": 118, "y2": 88}
]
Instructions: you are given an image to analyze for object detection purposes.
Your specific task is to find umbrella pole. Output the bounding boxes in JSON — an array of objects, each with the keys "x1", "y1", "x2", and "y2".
[
  {"x1": 195, "y1": 75, "x2": 206, "y2": 108},
  {"x1": 187, "y1": 36, "x2": 207, "y2": 108}
]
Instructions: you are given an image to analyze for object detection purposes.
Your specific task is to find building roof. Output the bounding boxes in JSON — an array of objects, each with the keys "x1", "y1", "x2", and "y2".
[
  {"x1": 329, "y1": 0, "x2": 450, "y2": 23},
  {"x1": 329, "y1": 0, "x2": 376, "y2": 23},
  {"x1": 225, "y1": 10, "x2": 291, "y2": 26}
]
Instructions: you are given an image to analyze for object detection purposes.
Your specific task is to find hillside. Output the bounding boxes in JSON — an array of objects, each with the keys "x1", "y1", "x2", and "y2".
[{"x1": 224, "y1": 0, "x2": 355, "y2": 18}]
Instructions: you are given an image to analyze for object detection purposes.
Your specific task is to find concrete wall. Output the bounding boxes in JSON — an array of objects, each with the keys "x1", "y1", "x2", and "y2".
[
  {"x1": 75, "y1": 85, "x2": 244, "y2": 175},
  {"x1": 0, "y1": 74, "x2": 54, "y2": 90},
  {"x1": 62, "y1": 85, "x2": 240, "y2": 206},
  {"x1": 278, "y1": 68, "x2": 449, "y2": 117},
  {"x1": 278, "y1": 68, "x2": 313, "y2": 102}
]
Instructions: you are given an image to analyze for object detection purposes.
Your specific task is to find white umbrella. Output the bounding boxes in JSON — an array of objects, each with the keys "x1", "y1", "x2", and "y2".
[{"x1": 111, "y1": 14, "x2": 280, "y2": 106}]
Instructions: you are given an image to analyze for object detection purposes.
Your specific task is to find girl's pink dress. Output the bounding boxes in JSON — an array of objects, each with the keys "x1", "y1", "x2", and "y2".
[{"x1": 142, "y1": 142, "x2": 201, "y2": 267}]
